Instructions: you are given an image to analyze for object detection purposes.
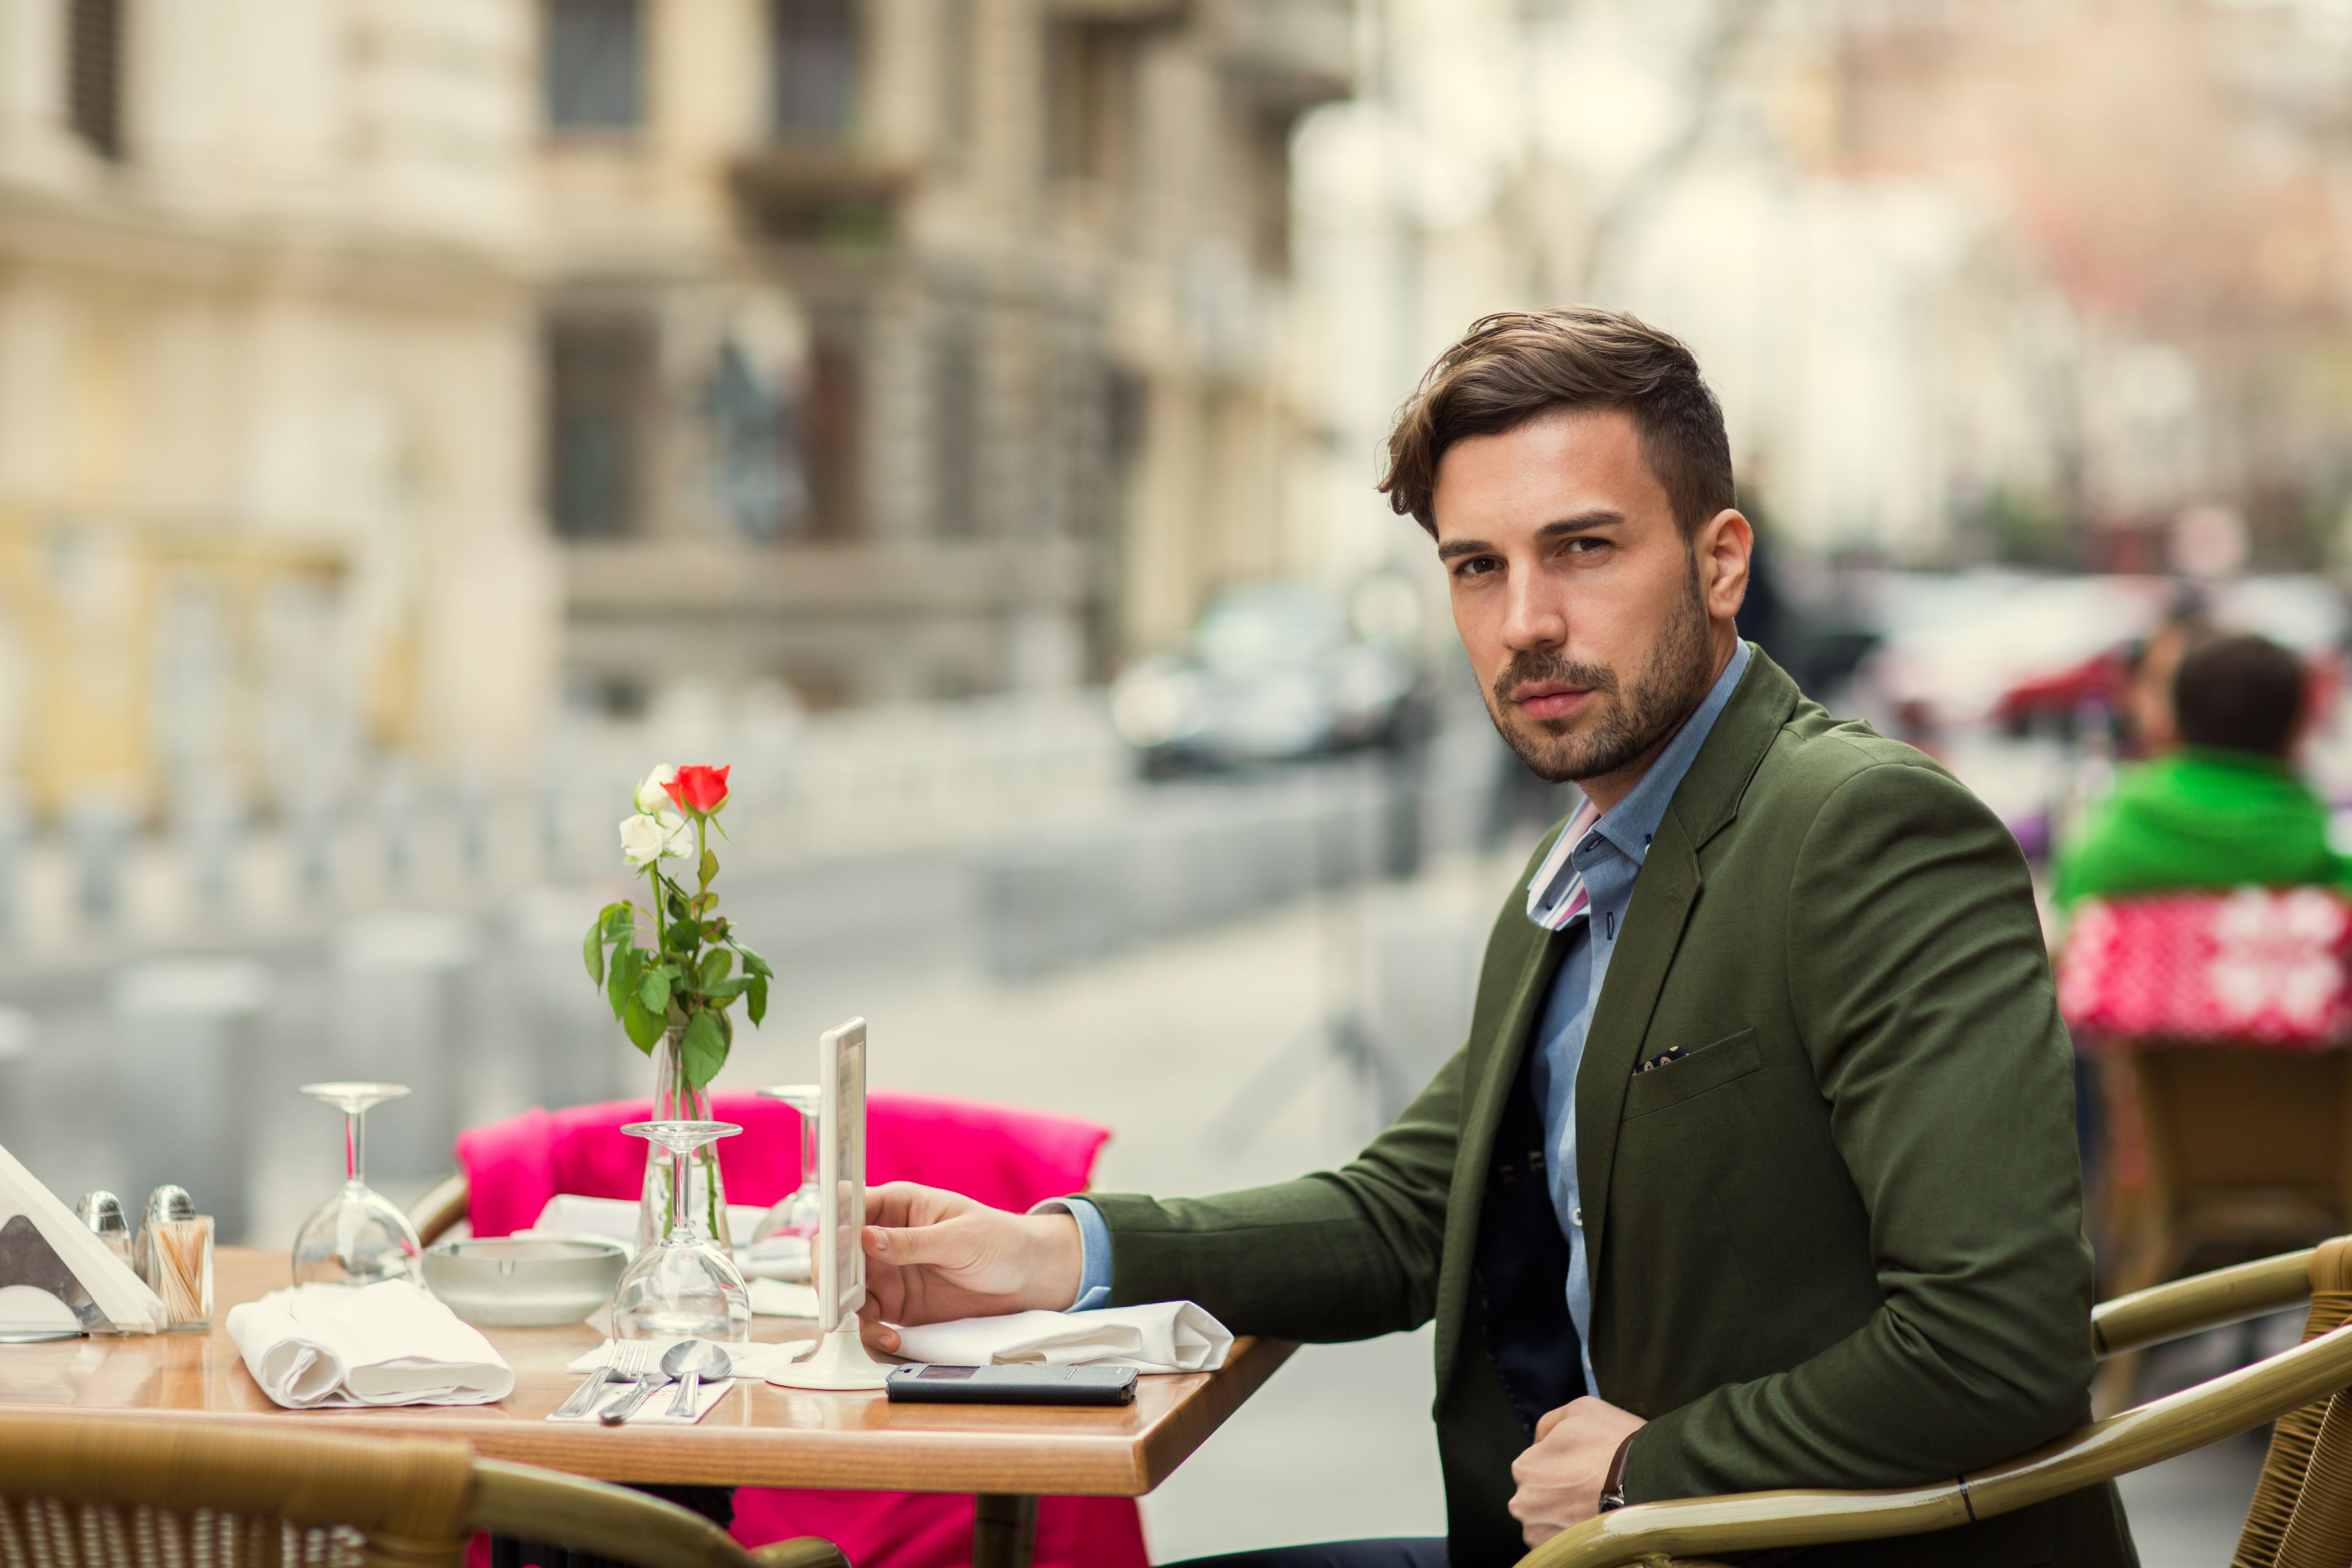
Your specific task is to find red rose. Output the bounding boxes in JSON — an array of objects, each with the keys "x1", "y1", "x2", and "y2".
[{"x1": 665, "y1": 764, "x2": 731, "y2": 815}]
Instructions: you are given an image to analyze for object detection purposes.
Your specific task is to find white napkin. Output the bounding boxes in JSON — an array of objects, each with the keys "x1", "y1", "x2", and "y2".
[
  {"x1": 522, "y1": 1194, "x2": 771, "y2": 1260},
  {"x1": 565, "y1": 1337, "x2": 811, "y2": 1381},
  {"x1": 547, "y1": 1375, "x2": 738, "y2": 1425},
  {"x1": 892, "y1": 1302, "x2": 1232, "y2": 1373},
  {"x1": 750, "y1": 1279, "x2": 818, "y2": 1318},
  {"x1": 0, "y1": 1138, "x2": 165, "y2": 1334},
  {"x1": 523, "y1": 1194, "x2": 772, "y2": 1258},
  {"x1": 227, "y1": 1282, "x2": 514, "y2": 1407}
]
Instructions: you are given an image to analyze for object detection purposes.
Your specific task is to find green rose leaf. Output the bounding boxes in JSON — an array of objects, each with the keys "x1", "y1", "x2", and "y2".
[
  {"x1": 681, "y1": 1009, "x2": 727, "y2": 1087},
  {"x1": 638, "y1": 967, "x2": 671, "y2": 1015},
  {"x1": 608, "y1": 944, "x2": 644, "y2": 1018},
  {"x1": 666, "y1": 890, "x2": 690, "y2": 922},
  {"x1": 582, "y1": 918, "x2": 605, "y2": 985},
  {"x1": 700, "y1": 849, "x2": 718, "y2": 887},
  {"x1": 746, "y1": 974, "x2": 768, "y2": 1026},
  {"x1": 739, "y1": 948, "x2": 773, "y2": 979},
  {"x1": 601, "y1": 902, "x2": 634, "y2": 938},
  {"x1": 621, "y1": 995, "x2": 666, "y2": 1052},
  {"x1": 699, "y1": 949, "x2": 733, "y2": 990}
]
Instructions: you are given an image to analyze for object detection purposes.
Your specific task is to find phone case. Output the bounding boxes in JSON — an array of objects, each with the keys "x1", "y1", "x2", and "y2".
[{"x1": 884, "y1": 1363, "x2": 1139, "y2": 1406}]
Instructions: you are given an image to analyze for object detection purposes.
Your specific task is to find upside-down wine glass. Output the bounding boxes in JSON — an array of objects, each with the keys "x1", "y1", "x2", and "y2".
[
  {"x1": 746, "y1": 1084, "x2": 821, "y2": 1279},
  {"x1": 291, "y1": 1082, "x2": 425, "y2": 1288},
  {"x1": 612, "y1": 1121, "x2": 751, "y2": 1342}
]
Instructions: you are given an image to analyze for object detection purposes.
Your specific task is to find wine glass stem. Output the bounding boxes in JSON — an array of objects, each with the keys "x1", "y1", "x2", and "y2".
[
  {"x1": 668, "y1": 1142, "x2": 696, "y2": 1245},
  {"x1": 345, "y1": 1109, "x2": 365, "y2": 1186}
]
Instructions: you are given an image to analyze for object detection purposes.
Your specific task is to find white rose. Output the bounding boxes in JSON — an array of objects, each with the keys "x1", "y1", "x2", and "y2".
[
  {"x1": 634, "y1": 764, "x2": 679, "y2": 816},
  {"x1": 618, "y1": 809, "x2": 693, "y2": 868}
]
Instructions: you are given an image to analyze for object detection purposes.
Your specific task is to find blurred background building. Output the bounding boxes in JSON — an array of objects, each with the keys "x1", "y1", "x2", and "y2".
[{"x1": 539, "y1": 0, "x2": 1353, "y2": 708}]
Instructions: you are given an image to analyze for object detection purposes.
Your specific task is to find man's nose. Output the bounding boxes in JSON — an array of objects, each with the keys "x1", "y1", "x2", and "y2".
[{"x1": 1500, "y1": 572, "x2": 1568, "y2": 651}]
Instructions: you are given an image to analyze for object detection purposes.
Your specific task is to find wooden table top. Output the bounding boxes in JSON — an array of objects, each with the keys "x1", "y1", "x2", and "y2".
[{"x1": 0, "y1": 1247, "x2": 1296, "y2": 1497}]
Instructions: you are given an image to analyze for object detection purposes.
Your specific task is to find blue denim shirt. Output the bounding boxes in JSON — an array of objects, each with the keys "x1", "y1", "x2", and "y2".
[
  {"x1": 1523, "y1": 640, "x2": 1748, "y2": 1392},
  {"x1": 1056, "y1": 641, "x2": 1754, "y2": 1338}
]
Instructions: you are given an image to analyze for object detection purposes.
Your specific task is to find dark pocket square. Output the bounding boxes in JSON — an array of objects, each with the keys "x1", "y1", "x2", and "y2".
[{"x1": 1634, "y1": 1045, "x2": 1689, "y2": 1075}]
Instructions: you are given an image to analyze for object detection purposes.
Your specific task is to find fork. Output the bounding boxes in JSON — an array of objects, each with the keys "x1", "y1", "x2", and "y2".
[{"x1": 552, "y1": 1340, "x2": 655, "y2": 1419}]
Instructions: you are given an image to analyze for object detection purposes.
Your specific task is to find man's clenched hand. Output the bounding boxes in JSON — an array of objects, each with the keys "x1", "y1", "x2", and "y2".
[
  {"x1": 855, "y1": 1182, "x2": 1085, "y2": 1353},
  {"x1": 1509, "y1": 1396, "x2": 1647, "y2": 1546}
]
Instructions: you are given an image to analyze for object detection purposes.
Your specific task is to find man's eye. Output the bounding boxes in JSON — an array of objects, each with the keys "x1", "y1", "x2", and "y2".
[
  {"x1": 1562, "y1": 537, "x2": 1605, "y2": 555},
  {"x1": 1454, "y1": 557, "x2": 1500, "y2": 579}
]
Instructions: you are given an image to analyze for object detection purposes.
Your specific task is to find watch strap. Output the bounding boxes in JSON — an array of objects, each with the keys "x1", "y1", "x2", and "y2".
[{"x1": 1599, "y1": 1428, "x2": 1639, "y2": 1512}]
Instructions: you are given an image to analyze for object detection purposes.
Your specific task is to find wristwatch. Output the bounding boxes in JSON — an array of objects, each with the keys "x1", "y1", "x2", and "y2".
[{"x1": 1599, "y1": 1430, "x2": 1639, "y2": 1513}]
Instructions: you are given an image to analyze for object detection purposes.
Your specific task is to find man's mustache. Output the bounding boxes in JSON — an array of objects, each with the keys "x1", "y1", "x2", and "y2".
[{"x1": 1494, "y1": 649, "x2": 1618, "y2": 709}]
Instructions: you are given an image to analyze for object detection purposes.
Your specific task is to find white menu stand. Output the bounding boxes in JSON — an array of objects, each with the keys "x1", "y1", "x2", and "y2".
[{"x1": 770, "y1": 1018, "x2": 891, "y2": 1391}]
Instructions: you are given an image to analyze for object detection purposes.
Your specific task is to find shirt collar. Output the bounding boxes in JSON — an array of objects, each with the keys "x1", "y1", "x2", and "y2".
[
  {"x1": 1523, "y1": 640, "x2": 1752, "y2": 923},
  {"x1": 1587, "y1": 639, "x2": 1751, "y2": 867}
]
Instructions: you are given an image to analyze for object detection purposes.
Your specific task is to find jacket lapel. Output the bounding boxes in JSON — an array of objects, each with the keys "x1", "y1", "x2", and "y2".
[{"x1": 1573, "y1": 649, "x2": 1802, "y2": 1347}]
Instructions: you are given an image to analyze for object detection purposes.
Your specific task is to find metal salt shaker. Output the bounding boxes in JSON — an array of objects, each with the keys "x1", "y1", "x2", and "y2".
[{"x1": 74, "y1": 1191, "x2": 135, "y2": 1267}]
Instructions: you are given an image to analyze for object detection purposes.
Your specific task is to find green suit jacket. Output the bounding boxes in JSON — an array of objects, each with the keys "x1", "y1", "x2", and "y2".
[{"x1": 1092, "y1": 649, "x2": 2135, "y2": 1568}]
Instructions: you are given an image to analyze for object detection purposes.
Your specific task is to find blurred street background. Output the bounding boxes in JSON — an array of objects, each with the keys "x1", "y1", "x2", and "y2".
[{"x1": 10, "y1": 0, "x2": 2352, "y2": 1558}]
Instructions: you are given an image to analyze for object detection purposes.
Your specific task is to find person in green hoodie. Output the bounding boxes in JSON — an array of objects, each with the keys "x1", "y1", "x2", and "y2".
[{"x1": 2055, "y1": 632, "x2": 2349, "y2": 908}]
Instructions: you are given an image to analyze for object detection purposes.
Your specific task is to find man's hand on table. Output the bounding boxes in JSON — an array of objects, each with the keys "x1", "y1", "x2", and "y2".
[
  {"x1": 856, "y1": 1181, "x2": 1084, "y2": 1354},
  {"x1": 1509, "y1": 1396, "x2": 1647, "y2": 1546}
]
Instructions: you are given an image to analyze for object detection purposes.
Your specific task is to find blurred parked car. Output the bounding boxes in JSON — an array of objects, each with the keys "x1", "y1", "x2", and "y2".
[{"x1": 1110, "y1": 579, "x2": 1420, "y2": 776}]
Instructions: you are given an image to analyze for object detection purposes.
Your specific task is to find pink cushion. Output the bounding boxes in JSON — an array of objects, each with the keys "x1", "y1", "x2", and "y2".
[
  {"x1": 2059, "y1": 888, "x2": 2352, "y2": 1049},
  {"x1": 454, "y1": 1091, "x2": 1144, "y2": 1568}
]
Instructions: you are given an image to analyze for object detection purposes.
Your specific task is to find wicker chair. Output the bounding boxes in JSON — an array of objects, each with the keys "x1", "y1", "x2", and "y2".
[
  {"x1": 0, "y1": 1412, "x2": 845, "y2": 1568},
  {"x1": 1517, "y1": 1236, "x2": 2352, "y2": 1568}
]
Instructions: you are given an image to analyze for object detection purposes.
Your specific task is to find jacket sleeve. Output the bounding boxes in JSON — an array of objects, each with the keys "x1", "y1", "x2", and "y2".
[
  {"x1": 1627, "y1": 758, "x2": 2096, "y2": 1500},
  {"x1": 1085, "y1": 1043, "x2": 1465, "y2": 1342}
]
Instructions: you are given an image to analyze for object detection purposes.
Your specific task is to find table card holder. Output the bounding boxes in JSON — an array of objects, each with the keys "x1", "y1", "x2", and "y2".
[
  {"x1": 0, "y1": 1140, "x2": 164, "y2": 1341},
  {"x1": 769, "y1": 1018, "x2": 891, "y2": 1390}
]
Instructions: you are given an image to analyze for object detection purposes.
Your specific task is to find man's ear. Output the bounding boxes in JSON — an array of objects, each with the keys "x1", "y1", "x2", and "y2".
[{"x1": 1695, "y1": 509, "x2": 1752, "y2": 623}]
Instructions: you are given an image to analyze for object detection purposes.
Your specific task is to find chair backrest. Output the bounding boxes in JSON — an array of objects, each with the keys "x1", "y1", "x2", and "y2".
[
  {"x1": 2060, "y1": 888, "x2": 2352, "y2": 1049},
  {"x1": 456, "y1": 1091, "x2": 1112, "y2": 1239},
  {"x1": 2237, "y1": 1237, "x2": 2352, "y2": 1568},
  {"x1": 0, "y1": 1412, "x2": 474, "y2": 1568},
  {"x1": 2131, "y1": 1047, "x2": 2352, "y2": 1240}
]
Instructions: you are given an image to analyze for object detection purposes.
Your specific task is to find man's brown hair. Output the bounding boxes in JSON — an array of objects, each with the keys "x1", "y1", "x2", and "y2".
[{"x1": 1378, "y1": 307, "x2": 1735, "y2": 539}]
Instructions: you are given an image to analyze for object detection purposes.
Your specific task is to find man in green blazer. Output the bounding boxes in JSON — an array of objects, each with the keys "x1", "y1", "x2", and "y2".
[{"x1": 856, "y1": 309, "x2": 2131, "y2": 1568}]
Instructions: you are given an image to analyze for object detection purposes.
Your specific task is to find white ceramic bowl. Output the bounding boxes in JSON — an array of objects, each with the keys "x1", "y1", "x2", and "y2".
[{"x1": 423, "y1": 1238, "x2": 627, "y2": 1327}]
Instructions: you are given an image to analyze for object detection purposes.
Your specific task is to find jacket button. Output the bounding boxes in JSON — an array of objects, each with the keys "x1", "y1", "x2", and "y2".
[{"x1": 1571, "y1": 1206, "x2": 1584, "y2": 1227}]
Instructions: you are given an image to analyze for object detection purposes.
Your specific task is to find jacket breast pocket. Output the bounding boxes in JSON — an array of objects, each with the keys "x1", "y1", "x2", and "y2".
[{"x1": 1621, "y1": 1027, "x2": 1761, "y2": 1120}]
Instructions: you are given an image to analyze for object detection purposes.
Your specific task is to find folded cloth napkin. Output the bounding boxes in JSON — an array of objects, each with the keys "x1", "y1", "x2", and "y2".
[
  {"x1": 750, "y1": 1279, "x2": 818, "y2": 1318},
  {"x1": 524, "y1": 1194, "x2": 771, "y2": 1258},
  {"x1": 547, "y1": 1374, "x2": 738, "y2": 1425},
  {"x1": 566, "y1": 1337, "x2": 811, "y2": 1381},
  {"x1": 227, "y1": 1282, "x2": 514, "y2": 1408},
  {"x1": 891, "y1": 1302, "x2": 1232, "y2": 1373}
]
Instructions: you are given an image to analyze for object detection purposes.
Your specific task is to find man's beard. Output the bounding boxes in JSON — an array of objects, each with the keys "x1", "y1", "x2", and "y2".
[{"x1": 1485, "y1": 567, "x2": 1715, "y2": 786}]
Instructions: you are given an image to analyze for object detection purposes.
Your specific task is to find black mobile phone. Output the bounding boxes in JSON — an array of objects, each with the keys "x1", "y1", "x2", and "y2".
[{"x1": 884, "y1": 1363, "x2": 1139, "y2": 1406}]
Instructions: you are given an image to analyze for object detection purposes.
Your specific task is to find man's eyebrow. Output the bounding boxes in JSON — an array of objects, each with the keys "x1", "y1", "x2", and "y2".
[{"x1": 1435, "y1": 510, "x2": 1625, "y2": 561}]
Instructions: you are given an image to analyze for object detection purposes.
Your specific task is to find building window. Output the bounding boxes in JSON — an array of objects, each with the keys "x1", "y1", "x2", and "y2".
[
  {"x1": 546, "y1": 0, "x2": 642, "y2": 132},
  {"x1": 66, "y1": 0, "x2": 124, "y2": 161},
  {"x1": 1047, "y1": 22, "x2": 1138, "y2": 187},
  {"x1": 771, "y1": 0, "x2": 857, "y2": 145},
  {"x1": 546, "y1": 316, "x2": 658, "y2": 540},
  {"x1": 930, "y1": 307, "x2": 980, "y2": 539},
  {"x1": 803, "y1": 323, "x2": 866, "y2": 539}
]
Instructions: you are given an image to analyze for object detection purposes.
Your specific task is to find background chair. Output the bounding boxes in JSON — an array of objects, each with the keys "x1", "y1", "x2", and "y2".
[
  {"x1": 416, "y1": 1090, "x2": 1146, "y2": 1568},
  {"x1": 0, "y1": 1410, "x2": 844, "y2": 1568},
  {"x1": 1515, "y1": 1238, "x2": 2352, "y2": 1568}
]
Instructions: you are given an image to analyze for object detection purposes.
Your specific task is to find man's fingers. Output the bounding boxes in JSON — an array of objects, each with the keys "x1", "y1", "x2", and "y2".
[
  {"x1": 1534, "y1": 1401, "x2": 1577, "y2": 1441},
  {"x1": 857, "y1": 1315, "x2": 902, "y2": 1356},
  {"x1": 862, "y1": 1181, "x2": 971, "y2": 1228},
  {"x1": 863, "y1": 1221, "x2": 972, "y2": 1268}
]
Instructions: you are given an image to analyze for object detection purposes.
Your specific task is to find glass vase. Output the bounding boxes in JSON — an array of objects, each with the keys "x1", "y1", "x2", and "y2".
[{"x1": 636, "y1": 1026, "x2": 731, "y2": 1258}]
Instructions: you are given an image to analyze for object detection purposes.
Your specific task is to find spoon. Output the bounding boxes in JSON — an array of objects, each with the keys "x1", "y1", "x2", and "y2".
[{"x1": 664, "y1": 1341, "x2": 734, "y2": 1419}]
